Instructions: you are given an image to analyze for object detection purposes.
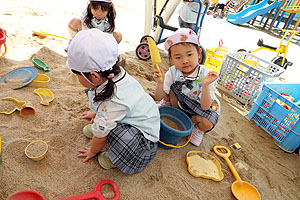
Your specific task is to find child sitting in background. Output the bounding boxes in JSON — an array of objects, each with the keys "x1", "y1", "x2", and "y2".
[
  {"x1": 213, "y1": 0, "x2": 227, "y2": 19},
  {"x1": 66, "y1": 29, "x2": 160, "y2": 174},
  {"x1": 153, "y1": 28, "x2": 220, "y2": 146},
  {"x1": 68, "y1": 0, "x2": 122, "y2": 43},
  {"x1": 178, "y1": 0, "x2": 211, "y2": 31}
]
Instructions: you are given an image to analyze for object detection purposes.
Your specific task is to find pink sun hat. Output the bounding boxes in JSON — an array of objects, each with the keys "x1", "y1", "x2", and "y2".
[{"x1": 164, "y1": 28, "x2": 200, "y2": 51}]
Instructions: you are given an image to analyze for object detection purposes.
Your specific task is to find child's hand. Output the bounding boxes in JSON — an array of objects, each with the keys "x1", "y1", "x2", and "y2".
[
  {"x1": 203, "y1": 71, "x2": 218, "y2": 86},
  {"x1": 153, "y1": 64, "x2": 164, "y2": 83},
  {"x1": 80, "y1": 110, "x2": 96, "y2": 123},
  {"x1": 77, "y1": 147, "x2": 96, "y2": 163}
]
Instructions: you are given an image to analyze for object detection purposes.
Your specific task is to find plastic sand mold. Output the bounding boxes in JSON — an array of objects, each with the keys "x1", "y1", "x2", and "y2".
[
  {"x1": 27, "y1": 73, "x2": 50, "y2": 88},
  {"x1": 186, "y1": 151, "x2": 224, "y2": 181},
  {"x1": 0, "y1": 97, "x2": 35, "y2": 117},
  {"x1": 0, "y1": 97, "x2": 26, "y2": 115},
  {"x1": 34, "y1": 88, "x2": 54, "y2": 105},
  {"x1": 32, "y1": 58, "x2": 51, "y2": 72},
  {"x1": 0, "y1": 67, "x2": 38, "y2": 89},
  {"x1": 25, "y1": 140, "x2": 48, "y2": 161}
]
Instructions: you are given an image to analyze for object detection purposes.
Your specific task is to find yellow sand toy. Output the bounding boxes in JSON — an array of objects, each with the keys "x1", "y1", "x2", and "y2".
[
  {"x1": 186, "y1": 151, "x2": 224, "y2": 181},
  {"x1": 34, "y1": 88, "x2": 54, "y2": 106},
  {"x1": 0, "y1": 97, "x2": 35, "y2": 117},
  {"x1": 250, "y1": 29, "x2": 299, "y2": 70},
  {"x1": 32, "y1": 30, "x2": 68, "y2": 40}
]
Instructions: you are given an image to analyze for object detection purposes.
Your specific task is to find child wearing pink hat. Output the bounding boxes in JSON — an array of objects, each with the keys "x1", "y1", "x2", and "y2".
[
  {"x1": 153, "y1": 28, "x2": 221, "y2": 146},
  {"x1": 68, "y1": 0, "x2": 122, "y2": 44}
]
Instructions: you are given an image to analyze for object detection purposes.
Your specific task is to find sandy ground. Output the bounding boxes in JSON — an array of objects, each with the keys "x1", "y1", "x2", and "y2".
[{"x1": 1, "y1": 0, "x2": 300, "y2": 199}]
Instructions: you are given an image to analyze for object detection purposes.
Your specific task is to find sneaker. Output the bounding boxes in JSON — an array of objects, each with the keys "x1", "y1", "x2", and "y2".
[
  {"x1": 117, "y1": 54, "x2": 126, "y2": 67},
  {"x1": 83, "y1": 124, "x2": 93, "y2": 139},
  {"x1": 98, "y1": 152, "x2": 116, "y2": 170},
  {"x1": 189, "y1": 126, "x2": 204, "y2": 146}
]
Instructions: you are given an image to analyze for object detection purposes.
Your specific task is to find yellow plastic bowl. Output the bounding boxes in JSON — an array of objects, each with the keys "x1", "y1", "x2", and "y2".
[
  {"x1": 25, "y1": 140, "x2": 48, "y2": 161},
  {"x1": 27, "y1": 74, "x2": 50, "y2": 88}
]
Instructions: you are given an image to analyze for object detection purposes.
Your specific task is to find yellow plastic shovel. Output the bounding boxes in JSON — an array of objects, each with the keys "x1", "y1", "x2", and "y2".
[{"x1": 147, "y1": 37, "x2": 162, "y2": 80}]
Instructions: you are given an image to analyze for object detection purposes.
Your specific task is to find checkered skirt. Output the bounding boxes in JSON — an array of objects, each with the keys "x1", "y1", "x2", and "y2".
[
  {"x1": 170, "y1": 81, "x2": 219, "y2": 126},
  {"x1": 107, "y1": 123, "x2": 158, "y2": 174}
]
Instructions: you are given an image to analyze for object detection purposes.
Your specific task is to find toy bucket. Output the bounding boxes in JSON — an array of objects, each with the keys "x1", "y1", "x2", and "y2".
[
  {"x1": 158, "y1": 106, "x2": 193, "y2": 150},
  {"x1": 0, "y1": 31, "x2": 7, "y2": 58}
]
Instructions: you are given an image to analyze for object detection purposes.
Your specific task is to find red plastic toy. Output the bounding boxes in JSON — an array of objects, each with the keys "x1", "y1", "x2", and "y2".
[
  {"x1": 0, "y1": 31, "x2": 7, "y2": 58},
  {"x1": 7, "y1": 180, "x2": 120, "y2": 200}
]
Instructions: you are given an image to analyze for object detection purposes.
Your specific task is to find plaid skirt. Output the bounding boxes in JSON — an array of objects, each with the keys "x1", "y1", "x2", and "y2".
[
  {"x1": 107, "y1": 123, "x2": 158, "y2": 174},
  {"x1": 170, "y1": 82, "x2": 219, "y2": 127}
]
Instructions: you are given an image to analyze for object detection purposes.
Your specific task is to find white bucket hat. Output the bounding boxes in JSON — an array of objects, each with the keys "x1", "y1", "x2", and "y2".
[
  {"x1": 164, "y1": 28, "x2": 200, "y2": 51},
  {"x1": 66, "y1": 29, "x2": 118, "y2": 72}
]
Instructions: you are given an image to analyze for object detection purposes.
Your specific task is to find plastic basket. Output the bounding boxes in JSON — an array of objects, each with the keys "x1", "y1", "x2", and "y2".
[
  {"x1": 247, "y1": 83, "x2": 300, "y2": 152},
  {"x1": 217, "y1": 52, "x2": 285, "y2": 105},
  {"x1": 204, "y1": 47, "x2": 229, "y2": 73}
]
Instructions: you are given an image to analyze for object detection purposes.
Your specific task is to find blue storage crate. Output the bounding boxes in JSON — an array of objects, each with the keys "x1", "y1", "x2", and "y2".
[{"x1": 247, "y1": 83, "x2": 300, "y2": 153}]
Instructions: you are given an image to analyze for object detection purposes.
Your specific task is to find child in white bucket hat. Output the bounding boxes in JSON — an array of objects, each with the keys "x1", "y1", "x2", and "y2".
[
  {"x1": 67, "y1": 29, "x2": 160, "y2": 174},
  {"x1": 153, "y1": 28, "x2": 221, "y2": 146}
]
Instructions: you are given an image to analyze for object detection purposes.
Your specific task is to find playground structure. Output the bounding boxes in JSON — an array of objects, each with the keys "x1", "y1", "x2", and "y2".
[
  {"x1": 268, "y1": 0, "x2": 300, "y2": 32},
  {"x1": 226, "y1": 0, "x2": 281, "y2": 25},
  {"x1": 250, "y1": 29, "x2": 299, "y2": 69},
  {"x1": 223, "y1": 0, "x2": 300, "y2": 43}
]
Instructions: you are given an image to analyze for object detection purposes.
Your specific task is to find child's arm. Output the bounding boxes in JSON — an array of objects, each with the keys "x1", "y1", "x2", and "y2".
[
  {"x1": 153, "y1": 64, "x2": 166, "y2": 101},
  {"x1": 200, "y1": 71, "x2": 218, "y2": 110}
]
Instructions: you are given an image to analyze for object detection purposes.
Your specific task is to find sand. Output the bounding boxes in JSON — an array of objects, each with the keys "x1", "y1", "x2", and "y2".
[{"x1": 1, "y1": 0, "x2": 300, "y2": 199}]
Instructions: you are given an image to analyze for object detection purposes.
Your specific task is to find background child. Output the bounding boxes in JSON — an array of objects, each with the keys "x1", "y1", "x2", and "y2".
[
  {"x1": 67, "y1": 29, "x2": 160, "y2": 175},
  {"x1": 153, "y1": 28, "x2": 220, "y2": 146},
  {"x1": 178, "y1": 0, "x2": 211, "y2": 31},
  {"x1": 213, "y1": 0, "x2": 227, "y2": 19},
  {"x1": 68, "y1": 0, "x2": 122, "y2": 43}
]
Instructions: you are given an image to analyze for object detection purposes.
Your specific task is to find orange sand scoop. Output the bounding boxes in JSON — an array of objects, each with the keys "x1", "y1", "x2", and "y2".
[
  {"x1": 34, "y1": 88, "x2": 54, "y2": 106},
  {"x1": 20, "y1": 101, "x2": 35, "y2": 117},
  {"x1": 32, "y1": 30, "x2": 68, "y2": 40},
  {"x1": 147, "y1": 37, "x2": 162, "y2": 80},
  {"x1": 214, "y1": 146, "x2": 261, "y2": 200}
]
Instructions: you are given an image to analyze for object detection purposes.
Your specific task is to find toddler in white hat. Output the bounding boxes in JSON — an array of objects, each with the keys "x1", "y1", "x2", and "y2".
[
  {"x1": 153, "y1": 28, "x2": 221, "y2": 146},
  {"x1": 67, "y1": 29, "x2": 160, "y2": 175}
]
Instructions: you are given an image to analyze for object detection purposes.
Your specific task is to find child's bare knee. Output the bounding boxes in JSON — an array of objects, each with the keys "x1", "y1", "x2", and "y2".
[
  {"x1": 68, "y1": 18, "x2": 82, "y2": 32},
  {"x1": 113, "y1": 32, "x2": 122, "y2": 44}
]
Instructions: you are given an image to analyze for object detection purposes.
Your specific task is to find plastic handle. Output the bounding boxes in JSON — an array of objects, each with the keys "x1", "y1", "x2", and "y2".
[
  {"x1": 0, "y1": 43, "x2": 7, "y2": 58},
  {"x1": 58, "y1": 180, "x2": 120, "y2": 200},
  {"x1": 215, "y1": 39, "x2": 223, "y2": 54},
  {"x1": 213, "y1": 146, "x2": 242, "y2": 183},
  {"x1": 46, "y1": 34, "x2": 68, "y2": 40}
]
